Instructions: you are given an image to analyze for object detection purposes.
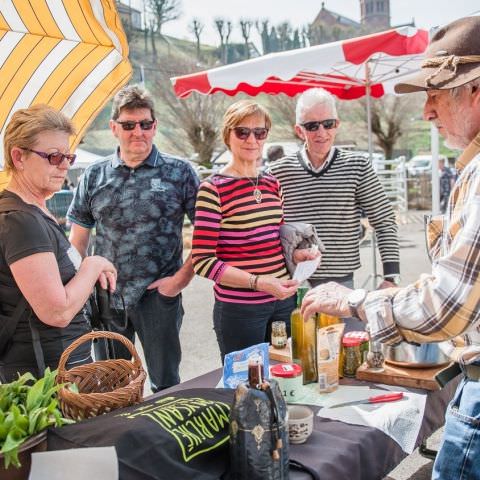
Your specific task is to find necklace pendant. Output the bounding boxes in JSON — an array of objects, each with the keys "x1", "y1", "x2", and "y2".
[{"x1": 253, "y1": 188, "x2": 262, "y2": 203}]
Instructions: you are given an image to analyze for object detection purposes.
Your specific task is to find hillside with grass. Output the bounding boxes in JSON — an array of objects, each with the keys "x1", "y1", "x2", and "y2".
[{"x1": 80, "y1": 32, "x2": 458, "y2": 163}]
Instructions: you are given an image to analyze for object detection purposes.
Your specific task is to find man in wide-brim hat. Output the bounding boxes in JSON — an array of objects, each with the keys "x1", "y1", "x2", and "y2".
[{"x1": 299, "y1": 16, "x2": 480, "y2": 480}]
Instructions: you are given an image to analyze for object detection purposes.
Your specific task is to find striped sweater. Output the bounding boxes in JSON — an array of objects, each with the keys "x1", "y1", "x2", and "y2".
[
  {"x1": 268, "y1": 148, "x2": 399, "y2": 280},
  {"x1": 192, "y1": 173, "x2": 289, "y2": 303}
]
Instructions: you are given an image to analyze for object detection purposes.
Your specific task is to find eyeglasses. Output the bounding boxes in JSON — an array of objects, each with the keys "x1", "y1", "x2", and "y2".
[
  {"x1": 115, "y1": 120, "x2": 155, "y2": 131},
  {"x1": 301, "y1": 119, "x2": 338, "y2": 132},
  {"x1": 24, "y1": 148, "x2": 76, "y2": 166},
  {"x1": 232, "y1": 127, "x2": 269, "y2": 141}
]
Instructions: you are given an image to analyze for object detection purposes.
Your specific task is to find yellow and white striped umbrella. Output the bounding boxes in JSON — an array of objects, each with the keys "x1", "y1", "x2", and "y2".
[{"x1": 0, "y1": 0, "x2": 132, "y2": 188}]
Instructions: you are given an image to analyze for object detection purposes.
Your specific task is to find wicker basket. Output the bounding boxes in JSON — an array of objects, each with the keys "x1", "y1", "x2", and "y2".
[{"x1": 56, "y1": 331, "x2": 146, "y2": 420}]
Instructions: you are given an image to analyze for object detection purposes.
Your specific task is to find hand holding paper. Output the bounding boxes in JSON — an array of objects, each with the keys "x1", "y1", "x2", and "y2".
[{"x1": 293, "y1": 247, "x2": 321, "y2": 283}]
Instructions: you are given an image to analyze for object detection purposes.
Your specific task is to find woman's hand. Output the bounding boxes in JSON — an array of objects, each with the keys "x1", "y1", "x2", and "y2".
[
  {"x1": 83, "y1": 256, "x2": 117, "y2": 292},
  {"x1": 256, "y1": 276, "x2": 299, "y2": 300},
  {"x1": 292, "y1": 246, "x2": 321, "y2": 264}
]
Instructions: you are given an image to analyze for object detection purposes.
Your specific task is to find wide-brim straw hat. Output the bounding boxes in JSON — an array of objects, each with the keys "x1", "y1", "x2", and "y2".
[{"x1": 395, "y1": 16, "x2": 480, "y2": 93}]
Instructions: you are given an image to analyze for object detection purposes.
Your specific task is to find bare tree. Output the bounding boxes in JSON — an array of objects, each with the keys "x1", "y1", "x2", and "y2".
[
  {"x1": 189, "y1": 18, "x2": 204, "y2": 61},
  {"x1": 338, "y1": 95, "x2": 422, "y2": 159},
  {"x1": 224, "y1": 20, "x2": 233, "y2": 63},
  {"x1": 214, "y1": 18, "x2": 233, "y2": 64},
  {"x1": 147, "y1": 0, "x2": 182, "y2": 34},
  {"x1": 255, "y1": 19, "x2": 270, "y2": 54},
  {"x1": 214, "y1": 18, "x2": 226, "y2": 63},
  {"x1": 265, "y1": 95, "x2": 298, "y2": 140},
  {"x1": 277, "y1": 22, "x2": 292, "y2": 51},
  {"x1": 154, "y1": 58, "x2": 227, "y2": 165},
  {"x1": 239, "y1": 19, "x2": 253, "y2": 59},
  {"x1": 148, "y1": 16, "x2": 158, "y2": 58}
]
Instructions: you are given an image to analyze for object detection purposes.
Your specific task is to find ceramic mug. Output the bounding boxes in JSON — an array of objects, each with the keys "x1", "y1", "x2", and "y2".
[{"x1": 287, "y1": 405, "x2": 314, "y2": 444}]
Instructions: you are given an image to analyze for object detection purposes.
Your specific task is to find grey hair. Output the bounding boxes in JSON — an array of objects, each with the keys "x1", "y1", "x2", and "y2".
[
  {"x1": 111, "y1": 84, "x2": 155, "y2": 120},
  {"x1": 295, "y1": 88, "x2": 338, "y2": 124},
  {"x1": 450, "y1": 78, "x2": 480, "y2": 98}
]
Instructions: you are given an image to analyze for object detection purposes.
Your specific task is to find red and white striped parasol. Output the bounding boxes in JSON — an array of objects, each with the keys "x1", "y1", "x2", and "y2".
[{"x1": 172, "y1": 26, "x2": 428, "y2": 100}]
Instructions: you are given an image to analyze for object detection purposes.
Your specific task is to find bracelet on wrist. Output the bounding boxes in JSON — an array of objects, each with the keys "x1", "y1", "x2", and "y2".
[
  {"x1": 248, "y1": 274, "x2": 256, "y2": 290},
  {"x1": 253, "y1": 275, "x2": 259, "y2": 291}
]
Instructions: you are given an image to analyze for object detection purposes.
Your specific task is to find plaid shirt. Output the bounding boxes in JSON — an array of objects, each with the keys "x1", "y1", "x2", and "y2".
[{"x1": 365, "y1": 131, "x2": 480, "y2": 365}]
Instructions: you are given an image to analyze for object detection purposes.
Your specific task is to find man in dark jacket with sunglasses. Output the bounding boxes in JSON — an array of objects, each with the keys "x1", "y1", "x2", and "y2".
[
  {"x1": 68, "y1": 84, "x2": 200, "y2": 392},
  {"x1": 268, "y1": 88, "x2": 400, "y2": 316}
]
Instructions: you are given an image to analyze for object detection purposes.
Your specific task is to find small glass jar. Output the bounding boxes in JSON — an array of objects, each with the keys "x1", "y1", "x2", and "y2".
[
  {"x1": 270, "y1": 363, "x2": 303, "y2": 403},
  {"x1": 342, "y1": 337, "x2": 362, "y2": 377},
  {"x1": 344, "y1": 331, "x2": 370, "y2": 363},
  {"x1": 271, "y1": 321, "x2": 288, "y2": 349},
  {"x1": 366, "y1": 338, "x2": 385, "y2": 372}
]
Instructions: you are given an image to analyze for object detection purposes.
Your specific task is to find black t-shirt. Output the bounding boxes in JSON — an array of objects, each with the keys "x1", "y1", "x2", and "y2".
[{"x1": 0, "y1": 191, "x2": 90, "y2": 372}]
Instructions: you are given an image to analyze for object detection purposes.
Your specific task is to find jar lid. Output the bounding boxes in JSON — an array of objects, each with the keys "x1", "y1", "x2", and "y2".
[
  {"x1": 344, "y1": 331, "x2": 369, "y2": 342},
  {"x1": 342, "y1": 336, "x2": 362, "y2": 347},
  {"x1": 270, "y1": 363, "x2": 302, "y2": 378}
]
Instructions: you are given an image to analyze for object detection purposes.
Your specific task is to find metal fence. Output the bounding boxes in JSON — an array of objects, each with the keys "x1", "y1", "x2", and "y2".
[{"x1": 46, "y1": 190, "x2": 74, "y2": 227}]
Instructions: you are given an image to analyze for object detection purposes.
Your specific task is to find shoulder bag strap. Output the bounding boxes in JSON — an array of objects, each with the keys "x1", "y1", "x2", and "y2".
[{"x1": 2, "y1": 297, "x2": 30, "y2": 349}]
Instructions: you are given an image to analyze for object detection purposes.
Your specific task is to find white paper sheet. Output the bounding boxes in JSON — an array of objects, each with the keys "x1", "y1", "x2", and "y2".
[
  {"x1": 287, "y1": 384, "x2": 371, "y2": 407},
  {"x1": 293, "y1": 256, "x2": 321, "y2": 283},
  {"x1": 317, "y1": 387, "x2": 427, "y2": 453},
  {"x1": 29, "y1": 446, "x2": 118, "y2": 480}
]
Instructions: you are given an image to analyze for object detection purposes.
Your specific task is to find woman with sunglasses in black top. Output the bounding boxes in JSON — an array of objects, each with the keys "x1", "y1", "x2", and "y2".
[
  {"x1": 0, "y1": 104, "x2": 116, "y2": 381},
  {"x1": 192, "y1": 100, "x2": 318, "y2": 361}
]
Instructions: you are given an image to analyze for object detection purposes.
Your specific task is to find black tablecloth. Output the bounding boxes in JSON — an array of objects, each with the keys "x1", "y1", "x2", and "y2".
[{"x1": 162, "y1": 369, "x2": 459, "y2": 480}]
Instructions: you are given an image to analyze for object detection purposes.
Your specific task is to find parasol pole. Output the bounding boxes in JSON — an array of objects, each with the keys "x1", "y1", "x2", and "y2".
[
  {"x1": 430, "y1": 124, "x2": 440, "y2": 214},
  {"x1": 365, "y1": 61, "x2": 379, "y2": 291}
]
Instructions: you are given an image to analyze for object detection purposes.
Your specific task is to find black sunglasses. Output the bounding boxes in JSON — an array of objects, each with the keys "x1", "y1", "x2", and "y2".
[
  {"x1": 301, "y1": 119, "x2": 338, "y2": 132},
  {"x1": 24, "y1": 148, "x2": 76, "y2": 166},
  {"x1": 232, "y1": 127, "x2": 269, "y2": 141},
  {"x1": 116, "y1": 120, "x2": 155, "y2": 131}
]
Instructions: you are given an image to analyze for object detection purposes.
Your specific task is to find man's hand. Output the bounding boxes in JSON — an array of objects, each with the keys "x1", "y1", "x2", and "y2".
[
  {"x1": 377, "y1": 279, "x2": 397, "y2": 289},
  {"x1": 147, "y1": 276, "x2": 181, "y2": 297},
  {"x1": 300, "y1": 282, "x2": 352, "y2": 320}
]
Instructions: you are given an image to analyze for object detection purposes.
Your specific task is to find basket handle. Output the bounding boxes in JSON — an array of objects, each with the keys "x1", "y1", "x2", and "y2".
[{"x1": 57, "y1": 330, "x2": 144, "y2": 378}]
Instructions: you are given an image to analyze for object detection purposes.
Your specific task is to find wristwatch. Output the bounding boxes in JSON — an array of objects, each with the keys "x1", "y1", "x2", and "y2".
[
  {"x1": 384, "y1": 274, "x2": 401, "y2": 285},
  {"x1": 347, "y1": 288, "x2": 367, "y2": 319}
]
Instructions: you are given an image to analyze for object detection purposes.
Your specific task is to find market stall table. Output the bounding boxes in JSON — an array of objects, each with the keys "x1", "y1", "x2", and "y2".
[{"x1": 161, "y1": 368, "x2": 459, "y2": 480}]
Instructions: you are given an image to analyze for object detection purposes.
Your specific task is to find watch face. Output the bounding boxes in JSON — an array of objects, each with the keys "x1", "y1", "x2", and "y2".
[{"x1": 349, "y1": 289, "x2": 367, "y2": 306}]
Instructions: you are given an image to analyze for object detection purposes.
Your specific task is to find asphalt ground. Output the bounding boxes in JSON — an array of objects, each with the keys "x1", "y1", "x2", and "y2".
[{"x1": 139, "y1": 211, "x2": 440, "y2": 480}]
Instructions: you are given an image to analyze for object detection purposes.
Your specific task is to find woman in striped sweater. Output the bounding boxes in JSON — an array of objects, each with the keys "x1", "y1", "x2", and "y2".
[{"x1": 192, "y1": 100, "x2": 316, "y2": 360}]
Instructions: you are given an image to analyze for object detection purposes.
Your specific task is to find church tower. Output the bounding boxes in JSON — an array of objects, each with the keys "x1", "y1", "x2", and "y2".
[{"x1": 360, "y1": 0, "x2": 390, "y2": 30}]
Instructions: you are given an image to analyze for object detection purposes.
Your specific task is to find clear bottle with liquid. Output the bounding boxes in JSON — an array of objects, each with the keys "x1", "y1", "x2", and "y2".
[{"x1": 291, "y1": 286, "x2": 317, "y2": 384}]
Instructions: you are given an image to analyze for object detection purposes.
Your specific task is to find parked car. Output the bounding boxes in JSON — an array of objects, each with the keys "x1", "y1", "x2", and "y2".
[{"x1": 406, "y1": 154, "x2": 447, "y2": 176}]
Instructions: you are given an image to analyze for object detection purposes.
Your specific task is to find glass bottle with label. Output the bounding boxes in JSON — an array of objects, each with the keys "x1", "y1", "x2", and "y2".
[
  {"x1": 291, "y1": 286, "x2": 317, "y2": 384},
  {"x1": 366, "y1": 327, "x2": 385, "y2": 372}
]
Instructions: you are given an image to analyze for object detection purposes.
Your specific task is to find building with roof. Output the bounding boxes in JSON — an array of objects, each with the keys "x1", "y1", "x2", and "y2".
[{"x1": 309, "y1": 1, "x2": 396, "y2": 45}]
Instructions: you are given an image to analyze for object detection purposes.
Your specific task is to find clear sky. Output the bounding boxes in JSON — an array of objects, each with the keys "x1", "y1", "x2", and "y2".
[{"x1": 151, "y1": 0, "x2": 480, "y2": 47}]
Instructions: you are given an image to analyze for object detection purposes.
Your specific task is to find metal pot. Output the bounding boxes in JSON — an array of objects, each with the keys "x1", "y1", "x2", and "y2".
[{"x1": 382, "y1": 342, "x2": 450, "y2": 368}]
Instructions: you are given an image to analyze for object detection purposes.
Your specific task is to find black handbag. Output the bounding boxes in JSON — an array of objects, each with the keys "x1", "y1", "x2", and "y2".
[{"x1": 228, "y1": 378, "x2": 289, "y2": 480}]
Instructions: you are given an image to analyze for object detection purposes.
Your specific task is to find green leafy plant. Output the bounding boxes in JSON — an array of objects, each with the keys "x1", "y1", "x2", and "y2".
[{"x1": 0, "y1": 368, "x2": 74, "y2": 469}]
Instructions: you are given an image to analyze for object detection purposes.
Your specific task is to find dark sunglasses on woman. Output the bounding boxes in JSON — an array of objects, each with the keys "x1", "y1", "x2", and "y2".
[
  {"x1": 115, "y1": 120, "x2": 155, "y2": 131},
  {"x1": 232, "y1": 127, "x2": 269, "y2": 141},
  {"x1": 24, "y1": 148, "x2": 76, "y2": 166},
  {"x1": 301, "y1": 119, "x2": 338, "y2": 132}
]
